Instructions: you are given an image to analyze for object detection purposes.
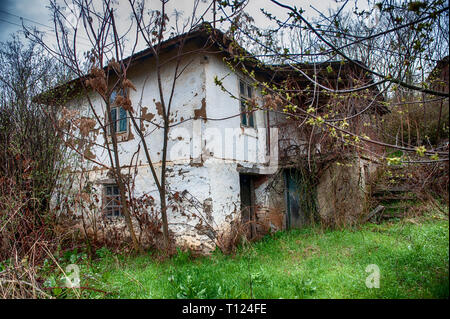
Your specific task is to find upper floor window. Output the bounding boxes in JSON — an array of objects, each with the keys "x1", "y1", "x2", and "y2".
[
  {"x1": 108, "y1": 90, "x2": 128, "y2": 135},
  {"x1": 239, "y1": 80, "x2": 255, "y2": 128}
]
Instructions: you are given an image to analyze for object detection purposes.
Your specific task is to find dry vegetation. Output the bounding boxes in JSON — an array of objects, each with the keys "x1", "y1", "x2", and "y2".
[{"x1": 0, "y1": 0, "x2": 448, "y2": 299}]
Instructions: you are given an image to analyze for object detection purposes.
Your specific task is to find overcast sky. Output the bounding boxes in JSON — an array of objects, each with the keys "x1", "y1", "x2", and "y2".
[
  {"x1": 0, "y1": 0, "x2": 50, "y2": 41},
  {"x1": 0, "y1": 0, "x2": 369, "y2": 53}
]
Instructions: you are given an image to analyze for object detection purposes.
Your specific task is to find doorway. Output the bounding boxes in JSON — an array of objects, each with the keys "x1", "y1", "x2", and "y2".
[
  {"x1": 239, "y1": 173, "x2": 256, "y2": 238},
  {"x1": 284, "y1": 169, "x2": 308, "y2": 229}
]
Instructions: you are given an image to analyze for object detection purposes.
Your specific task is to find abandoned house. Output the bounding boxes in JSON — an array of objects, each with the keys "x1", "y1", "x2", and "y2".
[{"x1": 39, "y1": 26, "x2": 388, "y2": 253}]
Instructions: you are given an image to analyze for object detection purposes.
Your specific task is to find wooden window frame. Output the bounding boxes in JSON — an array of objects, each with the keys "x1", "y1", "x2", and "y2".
[
  {"x1": 107, "y1": 89, "x2": 129, "y2": 137},
  {"x1": 239, "y1": 79, "x2": 255, "y2": 128},
  {"x1": 102, "y1": 184, "x2": 123, "y2": 218}
]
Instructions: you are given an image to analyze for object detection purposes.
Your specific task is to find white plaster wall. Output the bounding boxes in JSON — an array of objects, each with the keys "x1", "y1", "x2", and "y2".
[
  {"x1": 81, "y1": 49, "x2": 201, "y2": 167},
  {"x1": 67, "y1": 46, "x2": 275, "y2": 251},
  {"x1": 202, "y1": 53, "x2": 269, "y2": 167}
]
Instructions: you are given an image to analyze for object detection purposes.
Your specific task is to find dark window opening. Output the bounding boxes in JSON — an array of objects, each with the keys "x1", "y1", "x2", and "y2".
[
  {"x1": 239, "y1": 80, "x2": 255, "y2": 128},
  {"x1": 103, "y1": 184, "x2": 123, "y2": 217}
]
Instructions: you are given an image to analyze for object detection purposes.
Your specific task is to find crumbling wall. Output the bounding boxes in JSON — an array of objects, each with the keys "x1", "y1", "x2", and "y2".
[
  {"x1": 253, "y1": 172, "x2": 286, "y2": 235},
  {"x1": 62, "y1": 47, "x2": 277, "y2": 254},
  {"x1": 77, "y1": 159, "x2": 242, "y2": 254},
  {"x1": 316, "y1": 157, "x2": 377, "y2": 228}
]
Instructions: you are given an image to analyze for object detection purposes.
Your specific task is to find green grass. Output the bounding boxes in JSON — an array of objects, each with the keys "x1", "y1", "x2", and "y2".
[{"x1": 45, "y1": 212, "x2": 449, "y2": 299}]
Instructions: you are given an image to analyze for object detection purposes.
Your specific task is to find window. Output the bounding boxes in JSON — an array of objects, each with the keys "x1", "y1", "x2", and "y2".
[
  {"x1": 239, "y1": 80, "x2": 255, "y2": 128},
  {"x1": 103, "y1": 184, "x2": 123, "y2": 217},
  {"x1": 108, "y1": 90, "x2": 128, "y2": 135}
]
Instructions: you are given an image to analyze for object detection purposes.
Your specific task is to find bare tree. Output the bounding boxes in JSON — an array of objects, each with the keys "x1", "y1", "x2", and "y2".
[
  {"x1": 26, "y1": 0, "x2": 221, "y2": 252},
  {"x1": 215, "y1": 0, "x2": 449, "y2": 165},
  {"x1": 0, "y1": 35, "x2": 71, "y2": 262}
]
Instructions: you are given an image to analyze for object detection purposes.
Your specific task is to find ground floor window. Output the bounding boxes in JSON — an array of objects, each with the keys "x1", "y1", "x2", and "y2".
[{"x1": 103, "y1": 184, "x2": 123, "y2": 217}]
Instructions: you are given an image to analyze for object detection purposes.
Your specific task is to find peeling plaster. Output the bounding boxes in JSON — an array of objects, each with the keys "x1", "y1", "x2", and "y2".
[
  {"x1": 65, "y1": 49, "x2": 276, "y2": 253},
  {"x1": 194, "y1": 98, "x2": 207, "y2": 120}
]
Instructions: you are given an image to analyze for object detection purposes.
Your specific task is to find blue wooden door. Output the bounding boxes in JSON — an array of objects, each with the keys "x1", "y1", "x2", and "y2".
[{"x1": 285, "y1": 169, "x2": 307, "y2": 229}]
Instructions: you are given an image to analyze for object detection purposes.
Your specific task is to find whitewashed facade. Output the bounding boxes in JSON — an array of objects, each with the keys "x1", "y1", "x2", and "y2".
[{"x1": 67, "y1": 39, "x2": 279, "y2": 252}]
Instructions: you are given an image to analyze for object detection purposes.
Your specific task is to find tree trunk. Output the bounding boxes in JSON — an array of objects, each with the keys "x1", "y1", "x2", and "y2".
[{"x1": 106, "y1": 102, "x2": 142, "y2": 253}]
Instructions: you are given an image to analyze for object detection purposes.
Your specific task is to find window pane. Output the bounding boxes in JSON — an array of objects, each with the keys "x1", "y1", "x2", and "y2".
[
  {"x1": 247, "y1": 85, "x2": 252, "y2": 98},
  {"x1": 106, "y1": 186, "x2": 112, "y2": 195},
  {"x1": 239, "y1": 81, "x2": 245, "y2": 95},
  {"x1": 240, "y1": 101, "x2": 247, "y2": 126},
  {"x1": 119, "y1": 107, "x2": 127, "y2": 132},
  {"x1": 248, "y1": 112, "x2": 255, "y2": 127},
  {"x1": 105, "y1": 196, "x2": 113, "y2": 207},
  {"x1": 110, "y1": 91, "x2": 117, "y2": 104},
  {"x1": 110, "y1": 108, "x2": 117, "y2": 133},
  {"x1": 113, "y1": 186, "x2": 119, "y2": 195}
]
